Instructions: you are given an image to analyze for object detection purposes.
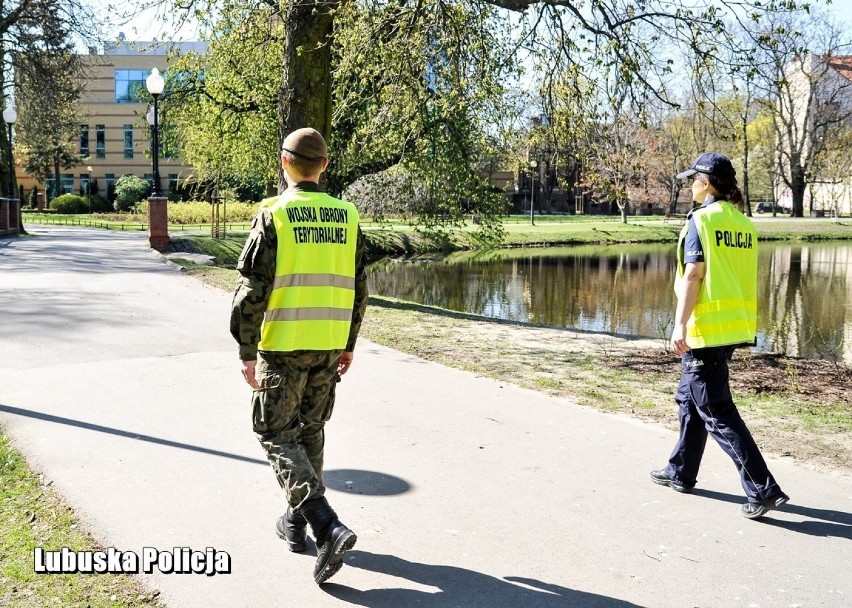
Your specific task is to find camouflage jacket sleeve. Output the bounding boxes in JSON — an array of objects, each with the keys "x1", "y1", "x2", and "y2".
[
  {"x1": 230, "y1": 209, "x2": 277, "y2": 360},
  {"x1": 345, "y1": 226, "x2": 369, "y2": 352}
]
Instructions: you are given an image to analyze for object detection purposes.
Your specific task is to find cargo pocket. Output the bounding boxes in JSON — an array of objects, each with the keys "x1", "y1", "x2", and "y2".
[
  {"x1": 320, "y1": 374, "x2": 339, "y2": 422},
  {"x1": 252, "y1": 371, "x2": 286, "y2": 434}
]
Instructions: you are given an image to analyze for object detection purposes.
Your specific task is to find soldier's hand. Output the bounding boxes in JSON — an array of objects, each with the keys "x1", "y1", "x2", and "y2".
[
  {"x1": 338, "y1": 351, "x2": 354, "y2": 377},
  {"x1": 241, "y1": 359, "x2": 260, "y2": 389}
]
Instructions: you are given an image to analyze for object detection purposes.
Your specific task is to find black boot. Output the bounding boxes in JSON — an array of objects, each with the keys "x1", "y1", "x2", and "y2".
[
  {"x1": 275, "y1": 507, "x2": 308, "y2": 552},
  {"x1": 301, "y1": 496, "x2": 357, "y2": 585}
]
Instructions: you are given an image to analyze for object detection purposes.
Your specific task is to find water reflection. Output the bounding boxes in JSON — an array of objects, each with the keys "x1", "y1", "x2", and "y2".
[{"x1": 367, "y1": 243, "x2": 852, "y2": 362}]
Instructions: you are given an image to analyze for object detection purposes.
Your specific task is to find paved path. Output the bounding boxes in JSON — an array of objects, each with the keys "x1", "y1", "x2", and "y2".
[{"x1": 1, "y1": 226, "x2": 850, "y2": 608}]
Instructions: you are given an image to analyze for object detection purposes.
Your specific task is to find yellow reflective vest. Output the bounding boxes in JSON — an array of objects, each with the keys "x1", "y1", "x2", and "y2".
[
  {"x1": 676, "y1": 201, "x2": 758, "y2": 348},
  {"x1": 259, "y1": 189, "x2": 360, "y2": 352}
]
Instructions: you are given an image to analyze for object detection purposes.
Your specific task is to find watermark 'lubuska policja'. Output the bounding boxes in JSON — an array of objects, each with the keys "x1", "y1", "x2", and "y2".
[{"x1": 33, "y1": 547, "x2": 231, "y2": 576}]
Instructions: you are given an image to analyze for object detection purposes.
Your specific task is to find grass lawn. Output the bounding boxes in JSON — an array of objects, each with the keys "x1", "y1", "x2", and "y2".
[{"x1": 0, "y1": 434, "x2": 165, "y2": 607}]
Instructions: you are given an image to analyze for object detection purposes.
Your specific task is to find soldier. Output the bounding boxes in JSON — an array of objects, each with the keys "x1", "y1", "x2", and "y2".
[
  {"x1": 230, "y1": 127, "x2": 368, "y2": 584},
  {"x1": 650, "y1": 152, "x2": 789, "y2": 519}
]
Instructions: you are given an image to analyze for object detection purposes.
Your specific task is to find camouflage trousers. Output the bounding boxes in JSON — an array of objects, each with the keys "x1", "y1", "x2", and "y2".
[{"x1": 252, "y1": 350, "x2": 340, "y2": 510}]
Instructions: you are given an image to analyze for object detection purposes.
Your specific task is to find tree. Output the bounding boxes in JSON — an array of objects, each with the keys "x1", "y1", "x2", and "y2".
[
  {"x1": 159, "y1": 0, "x2": 812, "y2": 232},
  {"x1": 114, "y1": 174, "x2": 151, "y2": 211},
  {"x1": 746, "y1": 9, "x2": 852, "y2": 217},
  {"x1": 15, "y1": 52, "x2": 85, "y2": 201},
  {"x1": 1, "y1": 0, "x2": 98, "y2": 196},
  {"x1": 165, "y1": 5, "x2": 281, "y2": 198}
]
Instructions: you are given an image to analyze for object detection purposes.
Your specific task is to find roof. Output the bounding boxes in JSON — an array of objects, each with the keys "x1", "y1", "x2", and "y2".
[{"x1": 826, "y1": 55, "x2": 852, "y2": 82}]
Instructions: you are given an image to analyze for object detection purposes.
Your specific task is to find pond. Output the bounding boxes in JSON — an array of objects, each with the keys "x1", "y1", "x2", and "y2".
[{"x1": 367, "y1": 242, "x2": 852, "y2": 362}]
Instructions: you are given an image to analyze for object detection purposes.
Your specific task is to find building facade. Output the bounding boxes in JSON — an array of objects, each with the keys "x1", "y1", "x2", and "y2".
[{"x1": 15, "y1": 38, "x2": 206, "y2": 203}]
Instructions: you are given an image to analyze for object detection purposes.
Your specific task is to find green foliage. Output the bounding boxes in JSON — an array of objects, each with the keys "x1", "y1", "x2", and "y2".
[
  {"x1": 136, "y1": 200, "x2": 259, "y2": 224},
  {"x1": 15, "y1": 52, "x2": 84, "y2": 190},
  {"x1": 165, "y1": 7, "x2": 281, "y2": 194},
  {"x1": 49, "y1": 193, "x2": 88, "y2": 214},
  {"x1": 88, "y1": 194, "x2": 112, "y2": 213},
  {"x1": 114, "y1": 174, "x2": 151, "y2": 211}
]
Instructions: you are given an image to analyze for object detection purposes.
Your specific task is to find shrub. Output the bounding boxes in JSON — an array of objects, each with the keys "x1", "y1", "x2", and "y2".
[
  {"x1": 50, "y1": 194, "x2": 89, "y2": 214},
  {"x1": 135, "y1": 200, "x2": 260, "y2": 224},
  {"x1": 89, "y1": 194, "x2": 112, "y2": 213},
  {"x1": 114, "y1": 174, "x2": 151, "y2": 212}
]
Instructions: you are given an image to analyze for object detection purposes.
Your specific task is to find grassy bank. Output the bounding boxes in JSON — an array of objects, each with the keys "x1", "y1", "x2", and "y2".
[
  {"x1": 26, "y1": 212, "x2": 852, "y2": 256},
  {"x1": 161, "y1": 214, "x2": 852, "y2": 258},
  {"x1": 0, "y1": 434, "x2": 165, "y2": 607}
]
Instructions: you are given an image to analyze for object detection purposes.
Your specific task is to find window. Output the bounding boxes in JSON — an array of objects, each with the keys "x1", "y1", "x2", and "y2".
[
  {"x1": 115, "y1": 70, "x2": 149, "y2": 103},
  {"x1": 80, "y1": 174, "x2": 90, "y2": 195},
  {"x1": 144, "y1": 173, "x2": 153, "y2": 187},
  {"x1": 124, "y1": 125, "x2": 134, "y2": 159},
  {"x1": 168, "y1": 174, "x2": 178, "y2": 192},
  {"x1": 79, "y1": 125, "x2": 89, "y2": 156},
  {"x1": 61, "y1": 174, "x2": 74, "y2": 194},
  {"x1": 45, "y1": 177, "x2": 56, "y2": 200},
  {"x1": 96, "y1": 125, "x2": 105, "y2": 159},
  {"x1": 105, "y1": 173, "x2": 115, "y2": 200}
]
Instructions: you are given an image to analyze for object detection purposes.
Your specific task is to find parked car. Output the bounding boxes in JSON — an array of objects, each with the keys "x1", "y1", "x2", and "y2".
[{"x1": 755, "y1": 202, "x2": 788, "y2": 214}]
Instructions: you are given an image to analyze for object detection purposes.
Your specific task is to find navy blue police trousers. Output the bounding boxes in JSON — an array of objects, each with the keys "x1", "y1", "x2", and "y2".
[{"x1": 664, "y1": 346, "x2": 784, "y2": 503}]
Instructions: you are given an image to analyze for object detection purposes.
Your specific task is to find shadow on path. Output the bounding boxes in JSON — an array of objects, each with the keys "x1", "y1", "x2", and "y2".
[
  {"x1": 324, "y1": 469, "x2": 411, "y2": 496},
  {"x1": 693, "y1": 488, "x2": 852, "y2": 538},
  {"x1": 324, "y1": 552, "x2": 646, "y2": 608},
  {"x1": 0, "y1": 403, "x2": 267, "y2": 466}
]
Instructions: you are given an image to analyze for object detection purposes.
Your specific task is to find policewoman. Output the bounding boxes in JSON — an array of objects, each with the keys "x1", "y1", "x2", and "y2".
[
  {"x1": 231, "y1": 128, "x2": 368, "y2": 583},
  {"x1": 650, "y1": 152, "x2": 789, "y2": 519}
]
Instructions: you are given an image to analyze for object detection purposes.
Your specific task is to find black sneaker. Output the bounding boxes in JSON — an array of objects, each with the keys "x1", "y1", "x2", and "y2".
[
  {"x1": 650, "y1": 469, "x2": 694, "y2": 494},
  {"x1": 740, "y1": 493, "x2": 790, "y2": 519}
]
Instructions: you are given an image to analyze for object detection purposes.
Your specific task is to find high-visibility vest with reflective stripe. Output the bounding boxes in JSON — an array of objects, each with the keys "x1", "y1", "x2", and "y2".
[
  {"x1": 676, "y1": 201, "x2": 758, "y2": 348},
  {"x1": 259, "y1": 190, "x2": 359, "y2": 352}
]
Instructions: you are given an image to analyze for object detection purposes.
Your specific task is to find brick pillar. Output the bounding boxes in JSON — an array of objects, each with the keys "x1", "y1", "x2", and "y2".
[
  {"x1": 0, "y1": 198, "x2": 8, "y2": 233},
  {"x1": 10, "y1": 198, "x2": 19, "y2": 233},
  {"x1": 37, "y1": 191, "x2": 44, "y2": 212},
  {"x1": 148, "y1": 196, "x2": 170, "y2": 252}
]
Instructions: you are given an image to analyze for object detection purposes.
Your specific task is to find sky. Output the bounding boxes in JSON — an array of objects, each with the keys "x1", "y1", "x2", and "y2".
[{"x1": 106, "y1": 0, "x2": 852, "y2": 45}]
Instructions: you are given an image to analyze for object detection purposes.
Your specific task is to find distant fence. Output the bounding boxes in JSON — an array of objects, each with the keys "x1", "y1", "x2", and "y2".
[{"x1": 22, "y1": 215, "x2": 251, "y2": 233}]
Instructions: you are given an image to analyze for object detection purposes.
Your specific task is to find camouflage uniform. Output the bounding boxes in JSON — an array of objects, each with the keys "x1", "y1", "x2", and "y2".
[{"x1": 230, "y1": 182, "x2": 368, "y2": 510}]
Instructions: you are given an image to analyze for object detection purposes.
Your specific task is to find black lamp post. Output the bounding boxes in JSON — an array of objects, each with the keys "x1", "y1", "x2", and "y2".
[
  {"x1": 145, "y1": 68, "x2": 164, "y2": 197},
  {"x1": 529, "y1": 159, "x2": 537, "y2": 226},
  {"x1": 3, "y1": 105, "x2": 16, "y2": 199},
  {"x1": 86, "y1": 165, "x2": 93, "y2": 213}
]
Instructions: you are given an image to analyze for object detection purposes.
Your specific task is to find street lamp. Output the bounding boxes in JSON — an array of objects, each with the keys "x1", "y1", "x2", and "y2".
[
  {"x1": 3, "y1": 105, "x2": 17, "y2": 199},
  {"x1": 529, "y1": 160, "x2": 538, "y2": 226},
  {"x1": 145, "y1": 68, "x2": 164, "y2": 197},
  {"x1": 86, "y1": 165, "x2": 93, "y2": 213}
]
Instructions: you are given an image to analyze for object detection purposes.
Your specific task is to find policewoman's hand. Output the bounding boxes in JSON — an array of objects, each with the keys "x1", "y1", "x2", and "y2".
[
  {"x1": 338, "y1": 351, "x2": 354, "y2": 376},
  {"x1": 241, "y1": 359, "x2": 260, "y2": 389},
  {"x1": 670, "y1": 324, "x2": 689, "y2": 356}
]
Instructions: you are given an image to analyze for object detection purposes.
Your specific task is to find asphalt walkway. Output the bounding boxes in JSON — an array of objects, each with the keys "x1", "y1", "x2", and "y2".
[{"x1": 1, "y1": 226, "x2": 850, "y2": 608}]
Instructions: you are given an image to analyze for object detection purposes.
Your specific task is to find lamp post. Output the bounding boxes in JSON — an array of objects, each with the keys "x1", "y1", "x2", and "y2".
[
  {"x1": 3, "y1": 105, "x2": 16, "y2": 199},
  {"x1": 3, "y1": 105, "x2": 18, "y2": 234},
  {"x1": 86, "y1": 165, "x2": 93, "y2": 213},
  {"x1": 145, "y1": 68, "x2": 169, "y2": 251},
  {"x1": 529, "y1": 160, "x2": 537, "y2": 226},
  {"x1": 145, "y1": 68, "x2": 164, "y2": 197}
]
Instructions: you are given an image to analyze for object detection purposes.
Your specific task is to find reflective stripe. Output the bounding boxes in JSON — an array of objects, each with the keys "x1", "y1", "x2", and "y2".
[
  {"x1": 272, "y1": 273, "x2": 355, "y2": 290},
  {"x1": 265, "y1": 307, "x2": 353, "y2": 322}
]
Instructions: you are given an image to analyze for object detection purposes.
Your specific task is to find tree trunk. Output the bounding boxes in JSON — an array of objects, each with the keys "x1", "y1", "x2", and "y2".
[
  {"x1": 53, "y1": 157, "x2": 61, "y2": 203},
  {"x1": 790, "y1": 164, "x2": 806, "y2": 218},
  {"x1": 277, "y1": 0, "x2": 338, "y2": 193}
]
